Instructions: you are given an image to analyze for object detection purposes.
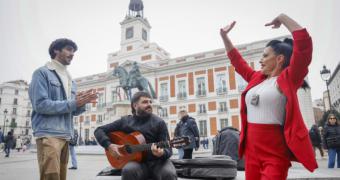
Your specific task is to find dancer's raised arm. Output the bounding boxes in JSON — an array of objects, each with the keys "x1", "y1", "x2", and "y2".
[
  {"x1": 220, "y1": 21, "x2": 236, "y2": 52},
  {"x1": 220, "y1": 21, "x2": 256, "y2": 82},
  {"x1": 265, "y1": 13, "x2": 303, "y2": 33}
]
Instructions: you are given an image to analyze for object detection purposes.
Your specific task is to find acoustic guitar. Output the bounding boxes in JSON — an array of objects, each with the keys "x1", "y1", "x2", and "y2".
[{"x1": 105, "y1": 131, "x2": 189, "y2": 169}]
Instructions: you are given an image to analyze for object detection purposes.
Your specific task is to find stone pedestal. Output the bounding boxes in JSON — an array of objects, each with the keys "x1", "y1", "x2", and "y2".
[{"x1": 107, "y1": 100, "x2": 161, "y2": 120}]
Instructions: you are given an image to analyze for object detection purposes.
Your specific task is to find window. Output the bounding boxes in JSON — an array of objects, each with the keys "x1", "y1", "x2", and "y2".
[
  {"x1": 10, "y1": 118, "x2": 17, "y2": 128},
  {"x1": 177, "y1": 80, "x2": 187, "y2": 100},
  {"x1": 216, "y1": 74, "x2": 227, "y2": 94},
  {"x1": 98, "y1": 93, "x2": 105, "y2": 108},
  {"x1": 0, "y1": 88, "x2": 2, "y2": 94},
  {"x1": 74, "y1": 117, "x2": 78, "y2": 125},
  {"x1": 160, "y1": 83, "x2": 168, "y2": 102},
  {"x1": 85, "y1": 103, "x2": 92, "y2": 111},
  {"x1": 26, "y1": 110, "x2": 31, "y2": 117},
  {"x1": 199, "y1": 120, "x2": 207, "y2": 137},
  {"x1": 198, "y1": 104, "x2": 206, "y2": 114},
  {"x1": 126, "y1": 27, "x2": 134, "y2": 39},
  {"x1": 13, "y1": 98, "x2": 18, "y2": 105},
  {"x1": 111, "y1": 91, "x2": 117, "y2": 103},
  {"x1": 12, "y1": 108, "x2": 17, "y2": 115},
  {"x1": 218, "y1": 102, "x2": 228, "y2": 113},
  {"x1": 25, "y1": 120, "x2": 30, "y2": 127},
  {"x1": 220, "y1": 118, "x2": 228, "y2": 129},
  {"x1": 97, "y1": 115, "x2": 103, "y2": 124},
  {"x1": 0, "y1": 98, "x2": 1, "y2": 104},
  {"x1": 159, "y1": 107, "x2": 168, "y2": 118},
  {"x1": 85, "y1": 129, "x2": 90, "y2": 141},
  {"x1": 15, "y1": 89, "x2": 19, "y2": 95},
  {"x1": 142, "y1": 28, "x2": 147, "y2": 41},
  {"x1": 196, "y1": 77, "x2": 206, "y2": 96},
  {"x1": 236, "y1": 73, "x2": 248, "y2": 92},
  {"x1": 84, "y1": 116, "x2": 90, "y2": 125}
]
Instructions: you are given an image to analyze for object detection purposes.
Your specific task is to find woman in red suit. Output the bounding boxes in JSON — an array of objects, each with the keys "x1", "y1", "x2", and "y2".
[{"x1": 219, "y1": 14, "x2": 318, "y2": 180}]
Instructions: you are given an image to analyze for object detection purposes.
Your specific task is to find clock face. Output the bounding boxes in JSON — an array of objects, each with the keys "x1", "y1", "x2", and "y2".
[
  {"x1": 142, "y1": 29, "x2": 147, "y2": 41},
  {"x1": 126, "y1": 27, "x2": 134, "y2": 39}
]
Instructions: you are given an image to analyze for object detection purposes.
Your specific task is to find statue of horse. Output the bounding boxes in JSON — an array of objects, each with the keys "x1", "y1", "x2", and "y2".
[{"x1": 113, "y1": 65, "x2": 157, "y2": 100}]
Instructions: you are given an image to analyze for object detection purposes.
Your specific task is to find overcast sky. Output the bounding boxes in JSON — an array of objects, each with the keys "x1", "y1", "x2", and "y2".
[{"x1": 0, "y1": 0, "x2": 339, "y2": 100}]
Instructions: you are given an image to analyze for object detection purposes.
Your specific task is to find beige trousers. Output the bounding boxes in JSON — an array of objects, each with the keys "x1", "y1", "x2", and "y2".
[{"x1": 36, "y1": 137, "x2": 69, "y2": 180}]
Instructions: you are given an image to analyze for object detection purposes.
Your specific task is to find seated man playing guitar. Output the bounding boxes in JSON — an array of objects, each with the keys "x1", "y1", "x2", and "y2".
[{"x1": 94, "y1": 92, "x2": 177, "y2": 180}]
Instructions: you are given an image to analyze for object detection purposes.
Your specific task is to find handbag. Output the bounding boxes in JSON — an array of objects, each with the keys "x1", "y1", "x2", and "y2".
[{"x1": 326, "y1": 135, "x2": 340, "y2": 148}]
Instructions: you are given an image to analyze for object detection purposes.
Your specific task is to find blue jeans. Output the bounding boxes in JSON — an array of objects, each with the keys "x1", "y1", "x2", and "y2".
[
  {"x1": 69, "y1": 145, "x2": 77, "y2": 168},
  {"x1": 178, "y1": 148, "x2": 184, "y2": 159},
  {"x1": 328, "y1": 148, "x2": 340, "y2": 168},
  {"x1": 4, "y1": 145, "x2": 10, "y2": 156}
]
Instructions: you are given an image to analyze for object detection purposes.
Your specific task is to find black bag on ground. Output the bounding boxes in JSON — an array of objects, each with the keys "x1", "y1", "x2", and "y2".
[
  {"x1": 171, "y1": 155, "x2": 237, "y2": 179},
  {"x1": 212, "y1": 127, "x2": 245, "y2": 170}
]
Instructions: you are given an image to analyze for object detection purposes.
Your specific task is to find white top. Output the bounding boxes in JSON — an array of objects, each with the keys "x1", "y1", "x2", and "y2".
[
  {"x1": 46, "y1": 60, "x2": 72, "y2": 99},
  {"x1": 245, "y1": 76, "x2": 287, "y2": 125}
]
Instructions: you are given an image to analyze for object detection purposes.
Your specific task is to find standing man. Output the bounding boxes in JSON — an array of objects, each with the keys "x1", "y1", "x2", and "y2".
[
  {"x1": 29, "y1": 38, "x2": 97, "y2": 180},
  {"x1": 68, "y1": 129, "x2": 78, "y2": 170},
  {"x1": 174, "y1": 110, "x2": 200, "y2": 159},
  {"x1": 309, "y1": 124, "x2": 324, "y2": 158},
  {"x1": 0, "y1": 127, "x2": 3, "y2": 144},
  {"x1": 94, "y1": 92, "x2": 177, "y2": 180},
  {"x1": 4, "y1": 131, "x2": 14, "y2": 157}
]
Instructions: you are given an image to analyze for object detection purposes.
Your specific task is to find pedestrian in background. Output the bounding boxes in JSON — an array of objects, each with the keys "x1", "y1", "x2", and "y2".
[
  {"x1": 0, "y1": 127, "x2": 4, "y2": 144},
  {"x1": 323, "y1": 114, "x2": 340, "y2": 168},
  {"x1": 309, "y1": 124, "x2": 324, "y2": 157},
  {"x1": 174, "y1": 110, "x2": 200, "y2": 159},
  {"x1": 16, "y1": 136, "x2": 23, "y2": 152},
  {"x1": 69, "y1": 129, "x2": 78, "y2": 170},
  {"x1": 4, "y1": 131, "x2": 14, "y2": 157}
]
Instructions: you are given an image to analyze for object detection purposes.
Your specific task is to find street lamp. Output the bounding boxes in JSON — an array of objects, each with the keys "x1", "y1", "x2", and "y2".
[
  {"x1": 3, "y1": 109, "x2": 8, "y2": 134},
  {"x1": 320, "y1": 65, "x2": 332, "y2": 110},
  {"x1": 79, "y1": 120, "x2": 83, "y2": 145}
]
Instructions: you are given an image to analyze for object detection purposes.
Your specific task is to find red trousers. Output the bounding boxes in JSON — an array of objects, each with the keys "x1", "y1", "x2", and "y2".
[{"x1": 245, "y1": 123, "x2": 291, "y2": 180}]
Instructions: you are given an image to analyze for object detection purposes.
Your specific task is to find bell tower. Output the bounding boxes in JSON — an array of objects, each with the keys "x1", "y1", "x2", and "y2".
[
  {"x1": 107, "y1": 0, "x2": 170, "y2": 71},
  {"x1": 120, "y1": 0, "x2": 151, "y2": 52}
]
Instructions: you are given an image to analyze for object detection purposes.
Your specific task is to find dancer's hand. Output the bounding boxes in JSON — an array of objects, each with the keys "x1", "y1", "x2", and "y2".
[
  {"x1": 265, "y1": 14, "x2": 285, "y2": 29},
  {"x1": 265, "y1": 14, "x2": 302, "y2": 32},
  {"x1": 220, "y1": 21, "x2": 236, "y2": 38}
]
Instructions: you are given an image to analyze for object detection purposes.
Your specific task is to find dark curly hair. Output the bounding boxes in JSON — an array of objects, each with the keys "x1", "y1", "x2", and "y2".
[
  {"x1": 130, "y1": 92, "x2": 152, "y2": 115},
  {"x1": 48, "y1": 38, "x2": 78, "y2": 59}
]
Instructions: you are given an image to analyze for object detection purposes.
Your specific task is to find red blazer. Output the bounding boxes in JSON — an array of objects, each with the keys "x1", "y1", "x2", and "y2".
[{"x1": 227, "y1": 29, "x2": 318, "y2": 172}]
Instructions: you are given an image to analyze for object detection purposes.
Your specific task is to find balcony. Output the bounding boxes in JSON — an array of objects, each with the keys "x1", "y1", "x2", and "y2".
[
  {"x1": 218, "y1": 108, "x2": 228, "y2": 113},
  {"x1": 197, "y1": 109, "x2": 207, "y2": 115},
  {"x1": 177, "y1": 92, "x2": 187, "y2": 100},
  {"x1": 196, "y1": 90, "x2": 206, "y2": 97},
  {"x1": 159, "y1": 95, "x2": 169, "y2": 102},
  {"x1": 216, "y1": 87, "x2": 227, "y2": 95}
]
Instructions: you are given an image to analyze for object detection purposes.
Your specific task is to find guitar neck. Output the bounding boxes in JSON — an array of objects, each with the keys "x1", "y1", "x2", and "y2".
[{"x1": 126, "y1": 141, "x2": 169, "y2": 153}]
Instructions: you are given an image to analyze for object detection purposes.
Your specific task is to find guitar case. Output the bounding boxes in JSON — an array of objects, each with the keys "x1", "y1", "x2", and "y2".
[{"x1": 171, "y1": 155, "x2": 237, "y2": 179}]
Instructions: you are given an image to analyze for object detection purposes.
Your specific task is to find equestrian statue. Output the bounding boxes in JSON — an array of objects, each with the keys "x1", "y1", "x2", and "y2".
[{"x1": 113, "y1": 62, "x2": 156, "y2": 100}]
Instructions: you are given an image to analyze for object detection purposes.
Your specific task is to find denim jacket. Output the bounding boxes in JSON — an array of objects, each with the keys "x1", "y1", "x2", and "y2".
[{"x1": 29, "y1": 65, "x2": 85, "y2": 139}]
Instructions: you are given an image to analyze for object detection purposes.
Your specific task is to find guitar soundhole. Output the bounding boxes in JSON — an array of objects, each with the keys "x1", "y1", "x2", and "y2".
[{"x1": 125, "y1": 145, "x2": 132, "y2": 154}]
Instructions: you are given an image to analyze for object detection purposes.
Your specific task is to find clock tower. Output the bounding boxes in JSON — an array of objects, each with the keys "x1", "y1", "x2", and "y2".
[
  {"x1": 107, "y1": 0, "x2": 170, "y2": 71},
  {"x1": 120, "y1": 0, "x2": 150, "y2": 52}
]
